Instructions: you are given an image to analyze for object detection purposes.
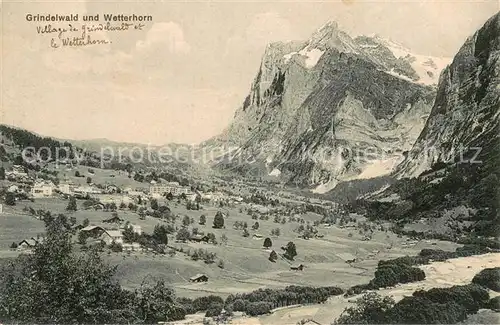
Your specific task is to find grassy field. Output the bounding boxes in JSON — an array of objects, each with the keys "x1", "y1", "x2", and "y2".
[
  {"x1": 0, "y1": 194, "x2": 460, "y2": 299},
  {"x1": 166, "y1": 253, "x2": 500, "y2": 325}
]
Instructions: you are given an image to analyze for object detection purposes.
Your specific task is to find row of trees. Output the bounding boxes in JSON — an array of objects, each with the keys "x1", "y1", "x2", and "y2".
[
  {"x1": 336, "y1": 283, "x2": 492, "y2": 324},
  {"x1": 224, "y1": 286, "x2": 344, "y2": 316},
  {"x1": 0, "y1": 214, "x2": 186, "y2": 324}
]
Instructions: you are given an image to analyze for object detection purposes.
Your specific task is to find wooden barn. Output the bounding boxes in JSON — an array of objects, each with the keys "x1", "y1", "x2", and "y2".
[
  {"x1": 290, "y1": 264, "x2": 305, "y2": 271},
  {"x1": 190, "y1": 274, "x2": 209, "y2": 282}
]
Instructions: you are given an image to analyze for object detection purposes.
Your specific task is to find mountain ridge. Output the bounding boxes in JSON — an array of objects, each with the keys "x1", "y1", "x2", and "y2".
[{"x1": 205, "y1": 20, "x2": 446, "y2": 191}]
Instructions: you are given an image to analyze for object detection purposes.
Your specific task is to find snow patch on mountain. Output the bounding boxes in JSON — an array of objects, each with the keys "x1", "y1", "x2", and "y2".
[
  {"x1": 282, "y1": 46, "x2": 324, "y2": 68},
  {"x1": 374, "y1": 36, "x2": 452, "y2": 85},
  {"x1": 298, "y1": 47, "x2": 325, "y2": 68},
  {"x1": 356, "y1": 156, "x2": 403, "y2": 179}
]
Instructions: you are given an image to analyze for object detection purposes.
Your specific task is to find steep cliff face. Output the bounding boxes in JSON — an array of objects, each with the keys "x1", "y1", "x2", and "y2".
[
  {"x1": 208, "y1": 22, "x2": 446, "y2": 190},
  {"x1": 395, "y1": 13, "x2": 500, "y2": 178},
  {"x1": 357, "y1": 13, "x2": 499, "y2": 238}
]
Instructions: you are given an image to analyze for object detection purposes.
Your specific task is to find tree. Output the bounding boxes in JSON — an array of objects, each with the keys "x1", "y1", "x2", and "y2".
[
  {"x1": 82, "y1": 218, "x2": 90, "y2": 227},
  {"x1": 0, "y1": 166, "x2": 5, "y2": 180},
  {"x1": 213, "y1": 211, "x2": 224, "y2": 229},
  {"x1": 86, "y1": 176, "x2": 92, "y2": 184},
  {"x1": 66, "y1": 196, "x2": 77, "y2": 211},
  {"x1": 263, "y1": 237, "x2": 272, "y2": 249},
  {"x1": 109, "y1": 241, "x2": 123, "y2": 252},
  {"x1": 10, "y1": 241, "x2": 18, "y2": 249},
  {"x1": 242, "y1": 228, "x2": 250, "y2": 237},
  {"x1": 135, "y1": 279, "x2": 184, "y2": 323},
  {"x1": 269, "y1": 250, "x2": 278, "y2": 262},
  {"x1": 123, "y1": 225, "x2": 136, "y2": 243},
  {"x1": 165, "y1": 192, "x2": 174, "y2": 200},
  {"x1": 182, "y1": 215, "x2": 191, "y2": 227},
  {"x1": 151, "y1": 199, "x2": 159, "y2": 210},
  {"x1": 472, "y1": 267, "x2": 500, "y2": 292},
  {"x1": 176, "y1": 228, "x2": 191, "y2": 242},
  {"x1": 74, "y1": 170, "x2": 81, "y2": 177},
  {"x1": 78, "y1": 231, "x2": 87, "y2": 245},
  {"x1": 335, "y1": 292, "x2": 395, "y2": 324},
  {"x1": 284, "y1": 241, "x2": 297, "y2": 260},
  {"x1": 199, "y1": 215, "x2": 206, "y2": 225},
  {"x1": 0, "y1": 215, "x2": 136, "y2": 323},
  {"x1": 5, "y1": 192, "x2": 16, "y2": 206},
  {"x1": 220, "y1": 233, "x2": 228, "y2": 245},
  {"x1": 252, "y1": 221, "x2": 260, "y2": 230},
  {"x1": 153, "y1": 225, "x2": 169, "y2": 245},
  {"x1": 205, "y1": 303, "x2": 223, "y2": 317},
  {"x1": 271, "y1": 228, "x2": 281, "y2": 237}
]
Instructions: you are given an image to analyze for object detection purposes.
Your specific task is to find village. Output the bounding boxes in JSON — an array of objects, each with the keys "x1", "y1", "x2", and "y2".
[
  {"x1": 0, "y1": 152, "x2": 498, "y2": 325},
  {"x1": 0, "y1": 161, "x2": 458, "y2": 284}
]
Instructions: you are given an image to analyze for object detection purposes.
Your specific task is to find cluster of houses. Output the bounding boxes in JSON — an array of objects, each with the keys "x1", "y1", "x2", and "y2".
[
  {"x1": 149, "y1": 182, "x2": 192, "y2": 198},
  {"x1": 15, "y1": 222, "x2": 144, "y2": 253},
  {"x1": 3, "y1": 165, "x2": 245, "y2": 208},
  {"x1": 77, "y1": 224, "x2": 144, "y2": 251},
  {"x1": 4, "y1": 165, "x2": 30, "y2": 182}
]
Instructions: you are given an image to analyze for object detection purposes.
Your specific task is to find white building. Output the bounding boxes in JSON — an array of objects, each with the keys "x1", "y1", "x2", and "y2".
[
  {"x1": 7, "y1": 185, "x2": 19, "y2": 193},
  {"x1": 122, "y1": 242, "x2": 142, "y2": 251},
  {"x1": 100, "y1": 230, "x2": 124, "y2": 245},
  {"x1": 31, "y1": 181, "x2": 55, "y2": 198},
  {"x1": 131, "y1": 224, "x2": 142, "y2": 235},
  {"x1": 149, "y1": 182, "x2": 190, "y2": 196},
  {"x1": 98, "y1": 194, "x2": 132, "y2": 205},
  {"x1": 7, "y1": 165, "x2": 28, "y2": 178},
  {"x1": 58, "y1": 183, "x2": 73, "y2": 195}
]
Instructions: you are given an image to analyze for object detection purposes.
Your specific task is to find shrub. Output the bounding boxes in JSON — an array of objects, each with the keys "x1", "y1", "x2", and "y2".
[
  {"x1": 472, "y1": 267, "x2": 500, "y2": 292},
  {"x1": 487, "y1": 296, "x2": 500, "y2": 311},
  {"x1": 205, "y1": 303, "x2": 223, "y2": 317},
  {"x1": 413, "y1": 284, "x2": 490, "y2": 314},
  {"x1": 246, "y1": 302, "x2": 272, "y2": 316},
  {"x1": 369, "y1": 257, "x2": 425, "y2": 289},
  {"x1": 192, "y1": 295, "x2": 224, "y2": 312},
  {"x1": 232, "y1": 298, "x2": 246, "y2": 312}
]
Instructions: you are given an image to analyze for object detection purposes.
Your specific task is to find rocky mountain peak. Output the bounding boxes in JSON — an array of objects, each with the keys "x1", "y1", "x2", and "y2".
[
  {"x1": 207, "y1": 20, "x2": 448, "y2": 190},
  {"x1": 395, "y1": 12, "x2": 500, "y2": 178}
]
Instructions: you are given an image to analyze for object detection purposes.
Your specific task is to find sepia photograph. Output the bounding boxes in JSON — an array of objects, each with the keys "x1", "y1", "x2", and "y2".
[{"x1": 0, "y1": 0, "x2": 499, "y2": 324}]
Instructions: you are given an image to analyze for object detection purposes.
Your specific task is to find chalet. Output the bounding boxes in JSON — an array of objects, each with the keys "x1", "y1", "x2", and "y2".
[
  {"x1": 290, "y1": 264, "x2": 305, "y2": 271},
  {"x1": 190, "y1": 234, "x2": 209, "y2": 243},
  {"x1": 80, "y1": 225, "x2": 106, "y2": 238},
  {"x1": 189, "y1": 274, "x2": 208, "y2": 282},
  {"x1": 100, "y1": 230, "x2": 124, "y2": 245},
  {"x1": 105, "y1": 185, "x2": 118, "y2": 194},
  {"x1": 17, "y1": 238, "x2": 38, "y2": 250},
  {"x1": 103, "y1": 215, "x2": 123, "y2": 224},
  {"x1": 17, "y1": 237, "x2": 44, "y2": 251}
]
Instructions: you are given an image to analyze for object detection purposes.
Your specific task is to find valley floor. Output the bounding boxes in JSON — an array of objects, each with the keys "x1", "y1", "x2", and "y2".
[{"x1": 167, "y1": 253, "x2": 500, "y2": 325}]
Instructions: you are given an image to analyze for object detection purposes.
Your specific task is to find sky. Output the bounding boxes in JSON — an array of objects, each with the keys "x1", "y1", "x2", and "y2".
[{"x1": 1, "y1": 0, "x2": 498, "y2": 145}]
